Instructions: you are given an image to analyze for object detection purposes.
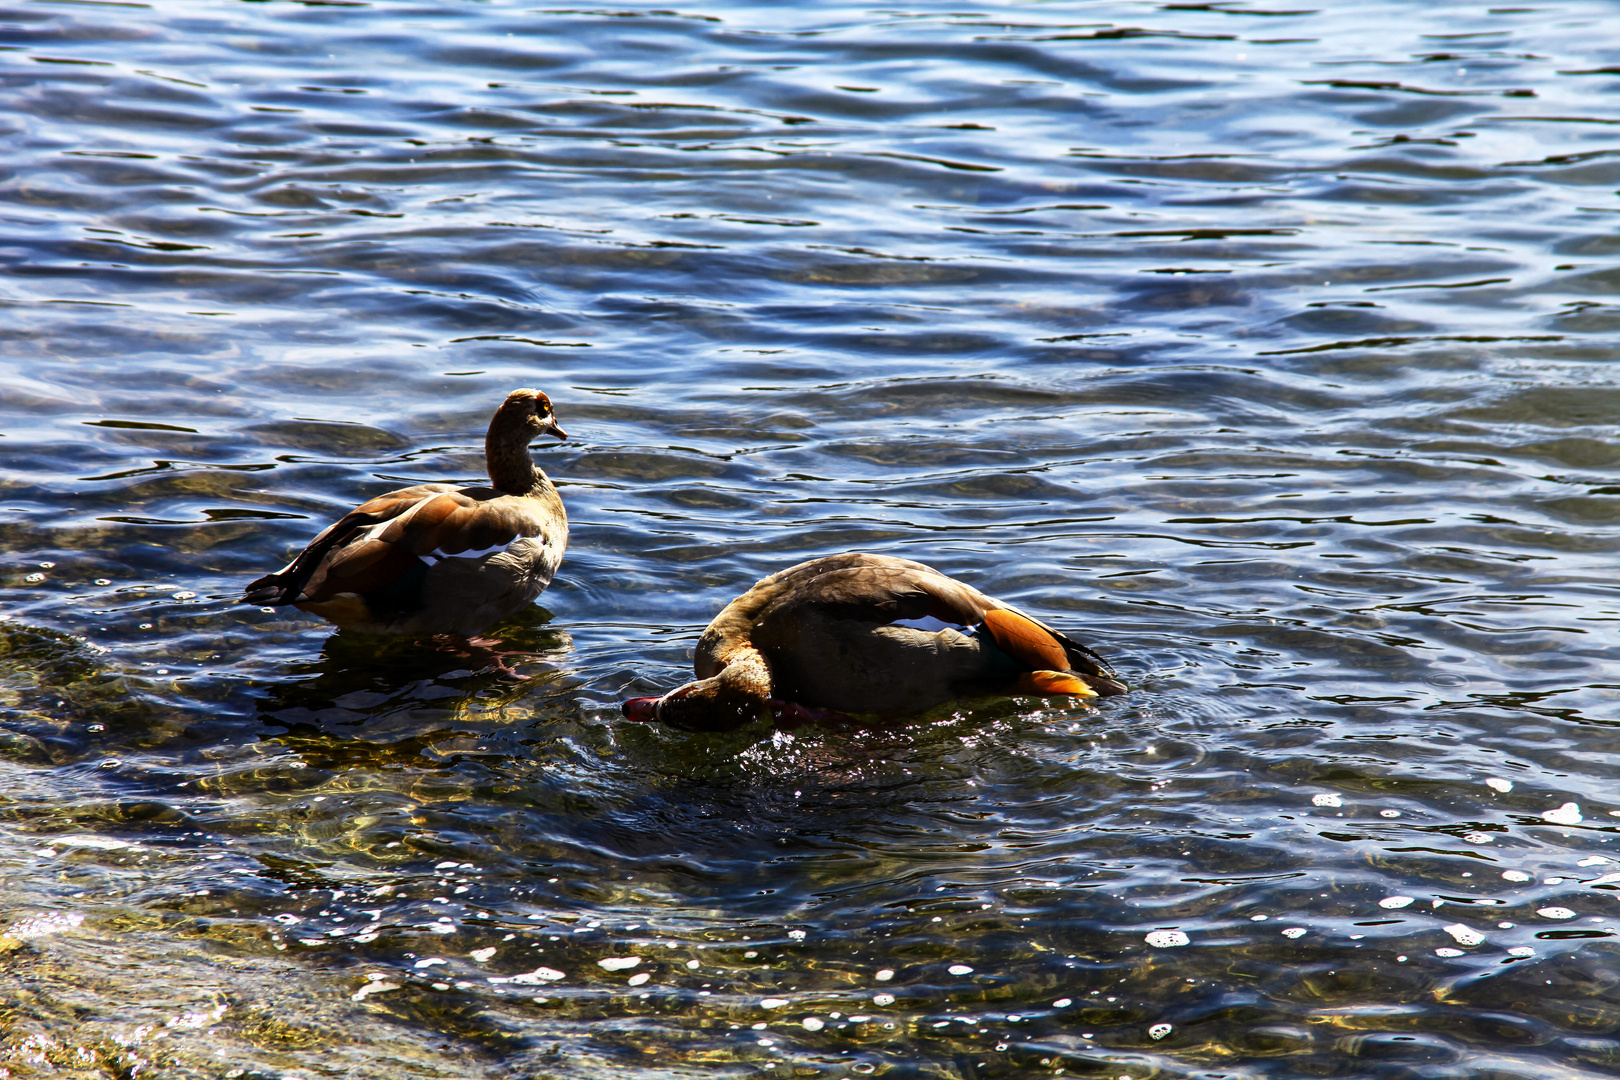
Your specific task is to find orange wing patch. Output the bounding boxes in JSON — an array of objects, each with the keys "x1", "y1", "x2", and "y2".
[
  {"x1": 1011, "y1": 670, "x2": 1097, "y2": 698},
  {"x1": 982, "y1": 608, "x2": 1070, "y2": 672}
]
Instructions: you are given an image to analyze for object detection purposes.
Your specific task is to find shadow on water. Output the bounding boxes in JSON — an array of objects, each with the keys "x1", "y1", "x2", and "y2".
[{"x1": 250, "y1": 610, "x2": 578, "y2": 736}]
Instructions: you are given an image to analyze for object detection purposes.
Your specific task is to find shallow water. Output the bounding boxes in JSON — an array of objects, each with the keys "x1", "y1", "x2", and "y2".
[{"x1": 4, "y1": 0, "x2": 1620, "y2": 1075}]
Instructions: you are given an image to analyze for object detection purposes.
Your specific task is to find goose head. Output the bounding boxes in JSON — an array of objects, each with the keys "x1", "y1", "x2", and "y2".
[{"x1": 493, "y1": 387, "x2": 568, "y2": 444}]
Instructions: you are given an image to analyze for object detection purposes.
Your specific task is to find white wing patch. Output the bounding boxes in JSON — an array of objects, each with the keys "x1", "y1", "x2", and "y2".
[
  {"x1": 419, "y1": 538, "x2": 522, "y2": 566},
  {"x1": 890, "y1": 615, "x2": 974, "y2": 634}
]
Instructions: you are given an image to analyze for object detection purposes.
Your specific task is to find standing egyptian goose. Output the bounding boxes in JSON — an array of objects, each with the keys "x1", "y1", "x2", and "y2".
[
  {"x1": 622, "y1": 553, "x2": 1126, "y2": 731},
  {"x1": 243, "y1": 388, "x2": 569, "y2": 636}
]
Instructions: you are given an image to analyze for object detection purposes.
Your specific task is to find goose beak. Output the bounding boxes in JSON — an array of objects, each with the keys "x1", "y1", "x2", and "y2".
[
  {"x1": 541, "y1": 416, "x2": 568, "y2": 441},
  {"x1": 622, "y1": 696, "x2": 660, "y2": 723}
]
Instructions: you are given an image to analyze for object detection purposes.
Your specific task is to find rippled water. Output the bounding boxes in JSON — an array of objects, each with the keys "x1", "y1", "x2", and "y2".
[{"x1": 4, "y1": 0, "x2": 1620, "y2": 1075}]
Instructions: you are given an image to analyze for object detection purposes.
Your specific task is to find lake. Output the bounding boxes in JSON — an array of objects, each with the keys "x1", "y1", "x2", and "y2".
[{"x1": 3, "y1": 0, "x2": 1620, "y2": 1076}]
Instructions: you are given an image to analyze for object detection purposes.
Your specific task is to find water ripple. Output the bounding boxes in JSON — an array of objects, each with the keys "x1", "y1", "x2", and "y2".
[{"x1": 4, "y1": 0, "x2": 1620, "y2": 1076}]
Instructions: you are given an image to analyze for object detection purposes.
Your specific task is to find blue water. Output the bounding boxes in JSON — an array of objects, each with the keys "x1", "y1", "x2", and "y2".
[{"x1": 3, "y1": 1, "x2": 1620, "y2": 1076}]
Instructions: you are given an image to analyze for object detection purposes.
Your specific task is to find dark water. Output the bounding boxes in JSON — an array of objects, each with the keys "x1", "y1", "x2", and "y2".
[{"x1": 4, "y1": 0, "x2": 1620, "y2": 1075}]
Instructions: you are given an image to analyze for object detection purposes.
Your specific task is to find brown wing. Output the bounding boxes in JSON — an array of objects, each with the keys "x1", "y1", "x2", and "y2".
[
  {"x1": 242, "y1": 484, "x2": 454, "y2": 606},
  {"x1": 754, "y1": 553, "x2": 1124, "y2": 691},
  {"x1": 295, "y1": 487, "x2": 544, "y2": 602},
  {"x1": 756, "y1": 558, "x2": 993, "y2": 625},
  {"x1": 381, "y1": 489, "x2": 544, "y2": 556},
  {"x1": 694, "y1": 552, "x2": 1124, "y2": 699}
]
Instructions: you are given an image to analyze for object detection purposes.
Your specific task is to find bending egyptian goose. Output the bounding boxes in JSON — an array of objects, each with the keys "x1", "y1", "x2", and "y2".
[
  {"x1": 243, "y1": 388, "x2": 569, "y2": 636},
  {"x1": 622, "y1": 552, "x2": 1126, "y2": 731}
]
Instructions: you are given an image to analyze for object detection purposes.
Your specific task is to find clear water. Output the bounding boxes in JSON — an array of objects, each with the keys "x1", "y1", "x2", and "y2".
[{"x1": 4, "y1": 0, "x2": 1620, "y2": 1075}]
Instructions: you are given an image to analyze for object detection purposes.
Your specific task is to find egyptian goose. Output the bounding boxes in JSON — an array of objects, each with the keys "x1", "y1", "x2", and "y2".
[
  {"x1": 243, "y1": 388, "x2": 569, "y2": 636},
  {"x1": 622, "y1": 552, "x2": 1126, "y2": 731}
]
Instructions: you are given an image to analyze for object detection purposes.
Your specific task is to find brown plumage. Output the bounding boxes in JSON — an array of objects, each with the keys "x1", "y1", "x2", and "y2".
[
  {"x1": 622, "y1": 553, "x2": 1126, "y2": 731},
  {"x1": 243, "y1": 388, "x2": 569, "y2": 636}
]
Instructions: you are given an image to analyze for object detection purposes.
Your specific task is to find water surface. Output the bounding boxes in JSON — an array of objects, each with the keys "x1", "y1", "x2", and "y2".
[{"x1": 4, "y1": 0, "x2": 1620, "y2": 1076}]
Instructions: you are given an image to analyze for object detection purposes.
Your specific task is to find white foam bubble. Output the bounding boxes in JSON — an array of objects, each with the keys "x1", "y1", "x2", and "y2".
[
  {"x1": 352, "y1": 979, "x2": 400, "y2": 1001},
  {"x1": 54, "y1": 835, "x2": 141, "y2": 851},
  {"x1": 3, "y1": 911, "x2": 83, "y2": 940},
  {"x1": 490, "y1": 966, "x2": 564, "y2": 984},
  {"x1": 1542, "y1": 803, "x2": 1582, "y2": 826}
]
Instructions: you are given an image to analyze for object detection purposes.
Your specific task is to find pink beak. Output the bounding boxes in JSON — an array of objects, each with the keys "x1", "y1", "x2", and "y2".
[{"x1": 622, "y1": 696, "x2": 661, "y2": 723}]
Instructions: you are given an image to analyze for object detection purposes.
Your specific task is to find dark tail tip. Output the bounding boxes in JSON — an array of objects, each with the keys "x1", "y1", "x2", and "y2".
[
  {"x1": 243, "y1": 575, "x2": 287, "y2": 607},
  {"x1": 1086, "y1": 675, "x2": 1129, "y2": 697}
]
